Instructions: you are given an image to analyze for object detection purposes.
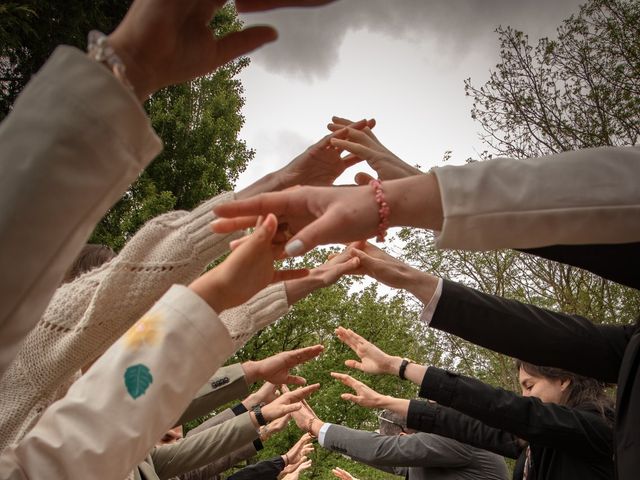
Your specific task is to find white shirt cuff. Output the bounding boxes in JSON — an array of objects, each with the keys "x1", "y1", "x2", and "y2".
[
  {"x1": 318, "y1": 422, "x2": 332, "y2": 447},
  {"x1": 419, "y1": 278, "x2": 443, "y2": 326}
]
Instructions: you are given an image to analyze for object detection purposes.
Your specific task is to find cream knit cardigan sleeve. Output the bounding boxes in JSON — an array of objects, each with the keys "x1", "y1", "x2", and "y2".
[{"x1": 0, "y1": 192, "x2": 290, "y2": 449}]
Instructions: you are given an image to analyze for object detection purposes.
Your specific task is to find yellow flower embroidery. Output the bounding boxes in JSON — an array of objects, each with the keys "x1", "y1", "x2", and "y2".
[{"x1": 124, "y1": 312, "x2": 163, "y2": 350}]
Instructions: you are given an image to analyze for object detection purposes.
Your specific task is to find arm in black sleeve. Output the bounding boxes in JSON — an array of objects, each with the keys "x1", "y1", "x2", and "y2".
[
  {"x1": 419, "y1": 367, "x2": 613, "y2": 461},
  {"x1": 430, "y1": 279, "x2": 634, "y2": 383},
  {"x1": 226, "y1": 456, "x2": 284, "y2": 480},
  {"x1": 407, "y1": 400, "x2": 522, "y2": 459},
  {"x1": 519, "y1": 242, "x2": 640, "y2": 290}
]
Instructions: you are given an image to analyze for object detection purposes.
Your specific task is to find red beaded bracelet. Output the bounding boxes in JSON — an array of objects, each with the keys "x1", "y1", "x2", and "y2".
[{"x1": 370, "y1": 179, "x2": 390, "y2": 242}]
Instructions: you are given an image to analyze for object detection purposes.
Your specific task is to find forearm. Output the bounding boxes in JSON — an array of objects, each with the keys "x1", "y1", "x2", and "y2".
[
  {"x1": 385, "y1": 173, "x2": 444, "y2": 231},
  {"x1": 430, "y1": 279, "x2": 630, "y2": 383},
  {"x1": 0, "y1": 192, "x2": 243, "y2": 448},
  {"x1": 154, "y1": 413, "x2": 259, "y2": 479},
  {"x1": 407, "y1": 400, "x2": 522, "y2": 459}
]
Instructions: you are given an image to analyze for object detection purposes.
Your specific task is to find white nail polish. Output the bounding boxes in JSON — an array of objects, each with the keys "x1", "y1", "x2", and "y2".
[{"x1": 285, "y1": 239, "x2": 305, "y2": 257}]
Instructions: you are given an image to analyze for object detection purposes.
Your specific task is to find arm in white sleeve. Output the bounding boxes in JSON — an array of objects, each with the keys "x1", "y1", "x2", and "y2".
[
  {"x1": 0, "y1": 46, "x2": 162, "y2": 377},
  {"x1": 433, "y1": 146, "x2": 640, "y2": 250}
]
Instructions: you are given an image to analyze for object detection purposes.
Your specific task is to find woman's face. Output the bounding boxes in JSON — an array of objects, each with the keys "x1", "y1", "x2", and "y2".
[{"x1": 518, "y1": 367, "x2": 569, "y2": 404}]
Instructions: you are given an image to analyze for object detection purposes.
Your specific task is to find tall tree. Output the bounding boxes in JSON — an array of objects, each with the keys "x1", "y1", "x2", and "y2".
[{"x1": 465, "y1": 0, "x2": 640, "y2": 158}]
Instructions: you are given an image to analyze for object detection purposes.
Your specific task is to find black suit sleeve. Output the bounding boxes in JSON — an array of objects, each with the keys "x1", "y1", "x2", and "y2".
[
  {"x1": 407, "y1": 400, "x2": 522, "y2": 459},
  {"x1": 417, "y1": 367, "x2": 613, "y2": 461},
  {"x1": 519, "y1": 242, "x2": 640, "y2": 290},
  {"x1": 226, "y1": 456, "x2": 285, "y2": 480},
  {"x1": 430, "y1": 279, "x2": 634, "y2": 383}
]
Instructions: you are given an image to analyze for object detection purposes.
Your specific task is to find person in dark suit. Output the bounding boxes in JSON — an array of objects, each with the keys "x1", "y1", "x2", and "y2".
[
  {"x1": 290, "y1": 390, "x2": 509, "y2": 480},
  {"x1": 332, "y1": 326, "x2": 615, "y2": 480}
]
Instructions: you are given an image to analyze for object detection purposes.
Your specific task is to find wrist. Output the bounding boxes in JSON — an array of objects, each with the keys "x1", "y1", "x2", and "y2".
[
  {"x1": 386, "y1": 174, "x2": 443, "y2": 231},
  {"x1": 242, "y1": 361, "x2": 259, "y2": 385},
  {"x1": 284, "y1": 275, "x2": 322, "y2": 306},
  {"x1": 385, "y1": 356, "x2": 403, "y2": 376},
  {"x1": 106, "y1": 33, "x2": 153, "y2": 102},
  {"x1": 237, "y1": 170, "x2": 285, "y2": 200}
]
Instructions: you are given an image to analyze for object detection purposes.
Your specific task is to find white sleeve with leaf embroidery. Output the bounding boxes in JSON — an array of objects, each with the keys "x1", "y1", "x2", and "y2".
[{"x1": 0, "y1": 286, "x2": 235, "y2": 480}]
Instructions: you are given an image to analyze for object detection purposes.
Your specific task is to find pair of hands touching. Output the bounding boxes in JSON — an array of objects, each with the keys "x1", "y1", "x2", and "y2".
[{"x1": 212, "y1": 116, "x2": 444, "y2": 257}]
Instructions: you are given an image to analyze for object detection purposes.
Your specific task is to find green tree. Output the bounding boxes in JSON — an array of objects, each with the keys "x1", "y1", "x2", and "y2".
[
  {"x1": 0, "y1": 1, "x2": 129, "y2": 119},
  {"x1": 225, "y1": 248, "x2": 431, "y2": 479}
]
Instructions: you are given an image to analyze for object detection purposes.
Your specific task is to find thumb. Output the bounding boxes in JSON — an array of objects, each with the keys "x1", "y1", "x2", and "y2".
[
  {"x1": 345, "y1": 359, "x2": 365, "y2": 371},
  {"x1": 284, "y1": 212, "x2": 338, "y2": 257},
  {"x1": 340, "y1": 393, "x2": 359, "y2": 404},
  {"x1": 354, "y1": 171, "x2": 375, "y2": 185}
]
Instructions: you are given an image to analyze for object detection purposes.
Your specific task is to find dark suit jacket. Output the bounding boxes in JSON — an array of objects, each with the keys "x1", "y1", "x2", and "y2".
[
  {"x1": 407, "y1": 367, "x2": 614, "y2": 480},
  {"x1": 430, "y1": 278, "x2": 637, "y2": 479},
  {"x1": 321, "y1": 424, "x2": 509, "y2": 480}
]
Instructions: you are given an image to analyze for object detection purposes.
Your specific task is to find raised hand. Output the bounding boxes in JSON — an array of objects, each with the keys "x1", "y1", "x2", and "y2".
[
  {"x1": 328, "y1": 116, "x2": 422, "y2": 183},
  {"x1": 331, "y1": 372, "x2": 387, "y2": 409},
  {"x1": 284, "y1": 248, "x2": 361, "y2": 305},
  {"x1": 285, "y1": 433, "x2": 315, "y2": 468},
  {"x1": 345, "y1": 242, "x2": 440, "y2": 306},
  {"x1": 108, "y1": 0, "x2": 337, "y2": 101},
  {"x1": 276, "y1": 119, "x2": 375, "y2": 189},
  {"x1": 258, "y1": 383, "x2": 321, "y2": 425},
  {"x1": 281, "y1": 458, "x2": 313, "y2": 480},
  {"x1": 190, "y1": 213, "x2": 308, "y2": 312},
  {"x1": 335, "y1": 326, "x2": 399, "y2": 376},
  {"x1": 243, "y1": 382, "x2": 281, "y2": 409},
  {"x1": 331, "y1": 467, "x2": 359, "y2": 480},
  {"x1": 243, "y1": 345, "x2": 325, "y2": 385}
]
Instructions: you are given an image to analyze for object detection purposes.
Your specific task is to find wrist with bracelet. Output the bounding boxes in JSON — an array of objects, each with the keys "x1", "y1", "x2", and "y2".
[
  {"x1": 252, "y1": 404, "x2": 268, "y2": 426},
  {"x1": 306, "y1": 417, "x2": 317, "y2": 438},
  {"x1": 398, "y1": 358, "x2": 414, "y2": 380},
  {"x1": 369, "y1": 179, "x2": 390, "y2": 243},
  {"x1": 87, "y1": 30, "x2": 134, "y2": 93}
]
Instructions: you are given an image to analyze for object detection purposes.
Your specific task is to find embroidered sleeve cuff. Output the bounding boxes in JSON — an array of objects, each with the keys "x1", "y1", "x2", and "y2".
[{"x1": 419, "y1": 278, "x2": 443, "y2": 326}]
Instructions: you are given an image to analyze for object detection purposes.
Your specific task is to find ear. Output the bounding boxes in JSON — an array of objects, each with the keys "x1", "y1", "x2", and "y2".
[{"x1": 560, "y1": 378, "x2": 572, "y2": 391}]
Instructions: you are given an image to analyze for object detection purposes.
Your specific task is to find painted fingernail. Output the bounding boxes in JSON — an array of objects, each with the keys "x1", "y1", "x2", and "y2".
[{"x1": 285, "y1": 239, "x2": 305, "y2": 257}]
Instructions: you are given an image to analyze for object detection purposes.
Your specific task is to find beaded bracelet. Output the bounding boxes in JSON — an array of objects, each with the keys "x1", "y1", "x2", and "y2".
[
  {"x1": 87, "y1": 30, "x2": 134, "y2": 92},
  {"x1": 370, "y1": 179, "x2": 390, "y2": 243}
]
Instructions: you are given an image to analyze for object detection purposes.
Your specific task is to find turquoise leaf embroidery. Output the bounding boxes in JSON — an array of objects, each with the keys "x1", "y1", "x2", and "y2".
[{"x1": 124, "y1": 364, "x2": 153, "y2": 399}]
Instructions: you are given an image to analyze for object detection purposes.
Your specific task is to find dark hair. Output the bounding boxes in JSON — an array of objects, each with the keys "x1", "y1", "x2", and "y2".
[
  {"x1": 63, "y1": 244, "x2": 116, "y2": 283},
  {"x1": 516, "y1": 360, "x2": 614, "y2": 423},
  {"x1": 378, "y1": 409, "x2": 408, "y2": 436}
]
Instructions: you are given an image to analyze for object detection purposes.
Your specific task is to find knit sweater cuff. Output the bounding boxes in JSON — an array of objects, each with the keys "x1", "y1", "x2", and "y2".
[{"x1": 219, "y1": 283, "x2": 290, "y2": 350}]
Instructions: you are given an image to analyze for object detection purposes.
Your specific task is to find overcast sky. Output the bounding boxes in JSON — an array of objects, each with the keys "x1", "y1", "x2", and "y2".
[{"x1": 234, "y1": 0, "x2": 585, "y2": 189}]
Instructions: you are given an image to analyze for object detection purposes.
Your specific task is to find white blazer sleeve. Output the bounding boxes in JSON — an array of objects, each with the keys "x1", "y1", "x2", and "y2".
[
  {"x1": 433, "y1": 146, "x2": 640, "y2": 250},
  {"x1": 0, "y1": 46, "x2": 162, "y2": 377}
]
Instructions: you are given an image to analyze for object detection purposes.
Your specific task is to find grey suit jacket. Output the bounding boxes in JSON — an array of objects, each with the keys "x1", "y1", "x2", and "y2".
[{"x1": 322, "y1": 424, "x2": 509, "y2": 480}]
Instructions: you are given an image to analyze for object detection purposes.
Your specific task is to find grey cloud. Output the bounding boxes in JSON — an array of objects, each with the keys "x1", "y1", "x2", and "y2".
[{"x1": 240, "y1": 0, "x2": 584, "y2": 79}]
